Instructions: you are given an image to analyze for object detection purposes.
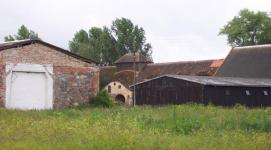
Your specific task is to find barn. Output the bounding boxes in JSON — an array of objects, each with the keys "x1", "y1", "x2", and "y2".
[
  {"x1": 131, "y1": 75, "x2": 271, "y2": 107},
  {"x1": 0, "y1": 39, "x2": 99, "y2": 109}
]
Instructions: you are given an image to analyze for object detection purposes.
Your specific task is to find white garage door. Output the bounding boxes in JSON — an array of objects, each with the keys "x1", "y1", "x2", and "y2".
[
  {"x1": 9, "y1": 72, "x2": 47, "y2": 109},
  {"x1": 6, "y1": 64, "x2": 53, "y2": 110}
]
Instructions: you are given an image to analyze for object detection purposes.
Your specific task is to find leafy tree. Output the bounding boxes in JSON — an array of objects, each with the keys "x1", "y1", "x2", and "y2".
[
  {"x1": 219, "y1": 9, "x2": 271, "y2": 47},
  {"x1": 4, "y1": 25, "x2": 39, "y2": 41},
  {"x1": 69, "y1": 27, "x2": 118, "y2": 65},
  {"x1": 69, "y1": 18, "x2": 152, "y2": 65},
  {"x1": 112, "y1": 18, "x2": 152, "y2": 57}
]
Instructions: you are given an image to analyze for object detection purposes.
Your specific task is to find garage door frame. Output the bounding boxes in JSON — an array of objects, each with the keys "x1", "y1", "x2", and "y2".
[{"x1": 5, "y1": 63, "x2": 53, "y2": 109}]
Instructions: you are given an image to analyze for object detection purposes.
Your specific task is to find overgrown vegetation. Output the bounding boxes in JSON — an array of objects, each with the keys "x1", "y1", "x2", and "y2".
[
  {"x1": 0, "y1": 104, "x2": 270, "y2": 149},
  {"x1": 94, "y1": 90, "x2": 113, "y2": 107}
]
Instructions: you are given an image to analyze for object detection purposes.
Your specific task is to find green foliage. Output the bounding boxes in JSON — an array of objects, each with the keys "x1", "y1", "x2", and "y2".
[
  {"x1": 4, "y1": 25, "x2": 40, "y2": 41},
  {"x1": 94, "y1": 90, "x2": 113, "y2": 107},
  {"x1": 111, "y1": 18, "x2": 152, "y2": 57},
  {"x1": 0, "y1": 104, "x2": 270, "y2": 149},
  {"x1": 69, "y1": 18, "x2": 152, "y2": 65},
  {"x1": 220, "y1": 9, "x2": 271, "y2": 47}
]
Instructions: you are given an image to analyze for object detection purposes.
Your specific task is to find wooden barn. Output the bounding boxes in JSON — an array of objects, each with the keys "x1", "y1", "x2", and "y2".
[{"x1": 130, "y1": 75, "x2": 271, "y2": 107}]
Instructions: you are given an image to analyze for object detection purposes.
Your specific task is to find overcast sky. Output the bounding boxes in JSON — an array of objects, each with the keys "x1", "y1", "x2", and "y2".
[{"x1": 0, "y1": 0, "x2": 270, "y2": 63}]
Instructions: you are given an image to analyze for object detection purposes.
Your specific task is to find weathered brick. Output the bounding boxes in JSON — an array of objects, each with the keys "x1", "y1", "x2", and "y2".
[{"x1": 0, "y1": 43, "x2": 99, "y2": 108}]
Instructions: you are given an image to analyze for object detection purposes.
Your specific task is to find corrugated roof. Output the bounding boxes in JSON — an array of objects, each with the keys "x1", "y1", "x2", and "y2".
[
  {"x1": 0, "y1": 39, "x2": 97, "y2": 64},
  {"x1": 131, "y1": 74, "x2": 271, "y2": 87},
  {"x1": 114, "y1": 52, "x2": 153, "y2": 64},
  {"x1": 215, "y1": 44, "x2": 271, "y2": 78}
]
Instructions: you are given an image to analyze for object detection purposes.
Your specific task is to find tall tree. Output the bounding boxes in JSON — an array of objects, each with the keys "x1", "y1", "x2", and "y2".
[
  {"x1": 111, "y1": 18, "x2": 152, "y2": 57},
  {"x1": 4, "y1": 25, "x2": 39, "y2": 41},
  {"x1": 219, "y1": 9, "x2": 271, "y2": 47},
  {"x1": 69, "y1": 18, "x2": 152, "y2": 65},
  {"x1": 69, "y1": 27, "x2": 117, "y2": 65}
]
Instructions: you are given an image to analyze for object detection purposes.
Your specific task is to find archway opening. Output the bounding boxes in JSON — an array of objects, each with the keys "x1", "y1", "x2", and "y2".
[{"x1": 115, "y1": 94, "x2": 125, "y2": 103}]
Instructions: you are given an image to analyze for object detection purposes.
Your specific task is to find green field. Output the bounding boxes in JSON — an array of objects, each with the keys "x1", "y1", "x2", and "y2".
[{"x1": 0, "y1": 104, "x2": 270, "y2": 150}]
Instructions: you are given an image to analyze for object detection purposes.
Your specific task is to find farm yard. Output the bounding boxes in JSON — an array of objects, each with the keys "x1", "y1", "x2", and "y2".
[{"x1": 0, "y1": 104, "x2": 270, "y2": 150}]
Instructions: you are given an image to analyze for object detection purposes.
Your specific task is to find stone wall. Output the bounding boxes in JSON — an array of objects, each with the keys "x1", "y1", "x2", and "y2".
[
  {"x1": 53, "y1": 66, "x2": 99, "y2": 108},
  {"x1": 0, "y1": 43, "x2": 99, "y2": 108}
]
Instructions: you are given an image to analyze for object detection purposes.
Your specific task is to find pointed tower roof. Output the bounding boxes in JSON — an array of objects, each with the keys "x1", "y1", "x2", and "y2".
[{"x1": 114, "y1": 52, "x2": 153, "y2": 64}]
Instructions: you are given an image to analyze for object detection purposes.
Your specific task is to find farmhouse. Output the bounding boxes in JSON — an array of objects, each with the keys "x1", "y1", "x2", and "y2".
[
  {"x1": 131, "y1": 75, "x2": 271, "y2": 107},
  {"x1": 0, "y1": 39, "x2": 99, "y2": 109}
]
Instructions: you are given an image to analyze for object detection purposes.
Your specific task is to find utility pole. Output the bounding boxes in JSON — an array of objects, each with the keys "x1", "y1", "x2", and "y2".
[{"x1": 133, "y1": 52, "x2": 136, "y2": 106}]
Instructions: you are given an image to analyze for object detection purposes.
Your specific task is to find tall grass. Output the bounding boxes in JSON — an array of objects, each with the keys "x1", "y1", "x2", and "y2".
[{"x1": 0, "y1": 104, "x2": 270, "y2": 149}]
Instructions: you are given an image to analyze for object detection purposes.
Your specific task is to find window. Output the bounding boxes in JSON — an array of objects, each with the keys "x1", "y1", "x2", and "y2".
[
  {"x1": 225, "y1": 90, "x2": 230, "y2": 95},
  {"x1": 263, "y1": 91, "x2": 268, "y2": 96},
  {"x1": 245, "y1": 90, "x2": 250, "y2": 95},
  {"x1": 118, "y1": 85, "x2": 121, "y2": 89},
  {"x1": 108, "y1": 86, "x2": 111, "y2": 93}
]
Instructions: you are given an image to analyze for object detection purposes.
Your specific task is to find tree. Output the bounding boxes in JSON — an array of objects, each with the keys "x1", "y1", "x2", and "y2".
[
  {"x1": 219, "y1": 9, "x2": 271, "y2": 47},
  {"x1": 69, "y1": 18, "x2": 152, "y2": 65},
  {"x1": 4, "y1": 25, "x2": 40, "y2": 41},
  {"x1": 69, "y1": 27, "x2": 118, "y2": 65},
  {"x1": 112, "y1": 18, "x2": 152, "y2": 57}
]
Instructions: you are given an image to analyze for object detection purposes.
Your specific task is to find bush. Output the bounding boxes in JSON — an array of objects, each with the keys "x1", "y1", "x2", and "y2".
[{"x1": 94, "y1": 90, "x2": 113, "y2": 107}]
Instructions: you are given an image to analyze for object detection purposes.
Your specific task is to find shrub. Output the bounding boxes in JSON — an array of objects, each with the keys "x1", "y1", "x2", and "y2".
[{"x1": 94, "y1": 90, "x2": 113, "y2": 107}]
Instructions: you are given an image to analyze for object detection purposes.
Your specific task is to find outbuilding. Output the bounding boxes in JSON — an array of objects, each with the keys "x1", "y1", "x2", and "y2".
[
  {"x1": 104, "y1": 81, "x2": 132, "y2": 105},
  {"x1": 131, "y1": 75, "x2": 271, "y2": 107},
  {"x1": 0, "y1": 39, "x2": 99, "y2": 109}
]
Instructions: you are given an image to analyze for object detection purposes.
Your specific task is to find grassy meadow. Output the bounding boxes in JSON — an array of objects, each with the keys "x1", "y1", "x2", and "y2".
[{"x1": 0, "y1": 104, "x2": 270, "y2": 150}]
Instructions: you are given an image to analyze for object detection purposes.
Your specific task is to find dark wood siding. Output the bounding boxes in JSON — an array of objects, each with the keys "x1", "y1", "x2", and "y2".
[
  {"x1": 134, "y1": 76, "x2": 204, "y2": 105},
  {"x1": 133, "y1": 76, "x2": 271, "y2": 107},
  {"x1": 203, "y1": 86, "x2": 271, "y2": 107}
]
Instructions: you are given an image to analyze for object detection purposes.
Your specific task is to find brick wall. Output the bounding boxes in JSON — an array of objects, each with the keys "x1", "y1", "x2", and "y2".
[{"x1": 0, "y1": 43, "x2": 99, "y2": 108}]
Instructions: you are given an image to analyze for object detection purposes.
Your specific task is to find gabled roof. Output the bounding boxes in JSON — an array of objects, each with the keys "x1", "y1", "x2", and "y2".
[
  {"x1": 114, "y1": 52, "x2": 153, "y2": 64},
  {"x1": 215, "y1": 44, "x2": 271, "y2": 78},
  {"x1": 131, "y1": 74, "x2": 271, "y2": 88},
  {"x1": 0, "y1": 39, "x2": 97, "y2": 64},
  {"x1": 137, "y1": 59, "x2": 223, "y2": 81}
]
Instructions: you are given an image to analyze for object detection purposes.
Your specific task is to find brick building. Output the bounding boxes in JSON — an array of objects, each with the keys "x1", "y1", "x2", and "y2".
[{"x1": 0, "y1": 39, "x2": 99, "y2": 109}]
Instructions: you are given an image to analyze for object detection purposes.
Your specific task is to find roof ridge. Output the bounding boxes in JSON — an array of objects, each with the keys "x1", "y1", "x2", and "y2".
[
  {"x1": 234, "y1": 44, "x2": 271, "y2": 50},
  {"x1": 0, "y1": 39, "x2": 97, "y2": 64},
  {"x1": 147, "y1": 59, "x2": 217, "y2": 66},
  {"x1": 0, "y1": 39, "x2": 31, "y2": 44}
]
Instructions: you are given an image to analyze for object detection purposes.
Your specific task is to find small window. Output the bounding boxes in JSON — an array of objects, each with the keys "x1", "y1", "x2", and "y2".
[
  {"x1": 108, "y1": 86, "x2": 111, "y2": 93},
  {"x1": 118, "y1": 85, "x2": 121, "y2": 89},
  {"x1": 225, "y1": 90, "x2": 230, "y2": 95},
  {"x1": 245, "y1": 90, "x2": 250, "y2": 95},
  {"x1": 263, "y1": 91, "x2": 268, "y2": 96}
]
